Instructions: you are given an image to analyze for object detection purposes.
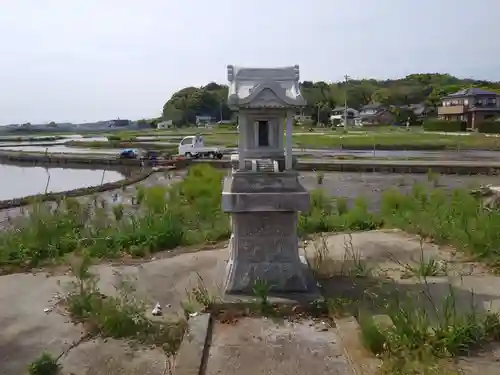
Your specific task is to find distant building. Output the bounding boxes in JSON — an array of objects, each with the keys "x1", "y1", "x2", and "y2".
[
  {"x1": 330, "y1": 107, "x2": 359, "y2": 125},
  {"x1": 438, "y1": 88, "x2": 500, "y2": 129},
  {"x1": 107, "y1": 119, "x2": 131, "y2": 128},
  {"x1": 196, "y1": 115, "x2": 213, "y2": 127},
  {"x1": 157, "y1": 120, "x2": 173, "y2": 129},
  {"x1": 358, "y1": 103, "x2": 394, "y2": 125},
  {"x1": 294, "y1": 113, "x2": 312, "y2": 123}
]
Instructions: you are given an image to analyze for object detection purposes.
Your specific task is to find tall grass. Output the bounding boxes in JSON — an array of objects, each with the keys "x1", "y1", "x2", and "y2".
[
  {"x1": 0, "y1": 165, "x2": 499, "y2": 271},
  {"x1": 380, "y1": 184, "x2": 500, "y2": 267},
  {"x1": 0, "y1": 164, "x2": 227, "y2": 267}
]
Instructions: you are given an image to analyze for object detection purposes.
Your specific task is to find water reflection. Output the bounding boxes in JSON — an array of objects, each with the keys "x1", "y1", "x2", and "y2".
[
  {"x1": 0, "y1": 136, "x2": 108, "y2": 147},
  {"x1": 0, "y1": 145, "x2": 118, "y2": 154},
  {"x1": 0, "y1": 164, "x2": 125, "y2": 200}
]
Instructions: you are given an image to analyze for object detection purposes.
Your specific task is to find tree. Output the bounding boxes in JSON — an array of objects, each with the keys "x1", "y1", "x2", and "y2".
[
  {"x1": 160, "y1": 73, "x2": 500, "y2": 126},
  {"x1": 162, "y1": 83, "x2": 231, "y2": 126}
]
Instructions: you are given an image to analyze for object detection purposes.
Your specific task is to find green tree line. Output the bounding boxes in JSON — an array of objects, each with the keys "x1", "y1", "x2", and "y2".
[{"x1": 162, "y1": 74, "x2": 500, "y2": 126}]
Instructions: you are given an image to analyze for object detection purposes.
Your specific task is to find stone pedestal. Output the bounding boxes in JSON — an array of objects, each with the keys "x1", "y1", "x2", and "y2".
[{"x1": 222, "y1": 171, "x2": 315, "y2": 295}]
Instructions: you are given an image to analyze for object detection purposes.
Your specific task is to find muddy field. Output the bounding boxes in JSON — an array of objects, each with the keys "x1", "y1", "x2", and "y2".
[
  {"x1": 299, "y1": 171, "x2": 500, "y2": 210},
  {"x1": 0, "y1": 169, "x2": 498, "y2": 229}
]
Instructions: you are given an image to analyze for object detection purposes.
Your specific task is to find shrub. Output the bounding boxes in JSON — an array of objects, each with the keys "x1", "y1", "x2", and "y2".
[
  {"x1": 477, "y1": 120, "x2": 500, "y2": 134},
  {"x1": 423, "y1": 120, "x2": 466, "y2": 132}
]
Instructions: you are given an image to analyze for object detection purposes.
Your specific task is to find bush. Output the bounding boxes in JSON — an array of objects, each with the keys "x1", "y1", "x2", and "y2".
[
  {"x1": 423, "y1": 120, "x2": 466, "y2": 132},
  {"x1": 477, "y1": 121, "x2": 500, "y2": 134}
]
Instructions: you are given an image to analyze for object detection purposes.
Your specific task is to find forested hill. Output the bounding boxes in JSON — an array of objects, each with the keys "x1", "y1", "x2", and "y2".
[{"x1": 162, "y1": 74, "x2": 500, "y2": 125}]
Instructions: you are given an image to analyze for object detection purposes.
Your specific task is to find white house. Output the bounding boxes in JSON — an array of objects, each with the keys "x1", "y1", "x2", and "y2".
[
  {"x1": 330, "y1": 107, "x2": 359, "y2": 125},
  {"x1": 157, "y1": 120, "x2": 173, "y2": 129}
]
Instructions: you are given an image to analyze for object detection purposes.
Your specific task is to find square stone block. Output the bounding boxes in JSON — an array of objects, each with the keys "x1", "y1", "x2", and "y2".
[{"x1": 224, "y1": 211, "x2": 316, "y2": 295}]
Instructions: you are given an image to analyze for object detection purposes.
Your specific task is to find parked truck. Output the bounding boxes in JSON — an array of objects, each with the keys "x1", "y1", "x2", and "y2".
[{"x1": 178, "y1": 135, "x2": 224, "y2": 159}]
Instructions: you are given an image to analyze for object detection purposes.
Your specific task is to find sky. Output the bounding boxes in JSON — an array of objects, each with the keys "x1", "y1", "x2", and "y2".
[{"x1": 1, "y1": 0, "x2": 499, "y2": 125}]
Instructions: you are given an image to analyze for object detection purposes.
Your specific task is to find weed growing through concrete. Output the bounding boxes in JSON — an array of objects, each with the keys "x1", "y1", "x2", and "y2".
[
  {"x1": 390, "y1": 237, "x2": 446, "y2": 279},
  {"x1": 28, "y1": 352, "x2": 60, "y2": 375},
  {"x1": 311, "y1": 233, "x2": 500, "y2": 373},
  {"x1": 65, "y1": 254, "x2": 187, "y2": 356},
  {"x1": 358, "y1": 286, "x2": 500, "y2": 373},
  {"x1": 341, "y1": 234, "x2": 371, "y2": 277},
  {"x1": 181, "y1": 273, "x2": 217, "y2": 316},
  {"x1": 315, "y1": 171, "x2": 324, "y2": 185},
  {"x1": 252, "y1": 279, "x2": 273, "y2": 315},
  {"x1": 311, "y1": 233, "x2": 370, "y2": 279}
]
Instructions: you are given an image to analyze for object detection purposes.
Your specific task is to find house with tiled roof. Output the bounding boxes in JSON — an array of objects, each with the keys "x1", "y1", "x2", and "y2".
[
  {"x1": 437, "y1": 88, "x2": 500, "y2": 129},
  {"x1": 358, "y1": 103, "x2": 394, "y2": 125}
]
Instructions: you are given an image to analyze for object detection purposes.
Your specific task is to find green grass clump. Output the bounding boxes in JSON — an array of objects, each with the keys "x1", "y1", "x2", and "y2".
[
  {"x1": 380, "y1": 184, "x2": 500, "y2": 267},
  {"x1": 359, "y1": 288, "x2": 500, "y2": 368},
  {"x1": 298, "y1": 190, "x2": 380, "y2": 235},
  {"x1": 66, "y1": 255, "x2": 186, "y2": 356},
  {"x1": 0, "y1": 164, "x2": 227, "y2": 268},
  {"x1": 28, "y1": 353, "x2": 60, "y2": 375}
]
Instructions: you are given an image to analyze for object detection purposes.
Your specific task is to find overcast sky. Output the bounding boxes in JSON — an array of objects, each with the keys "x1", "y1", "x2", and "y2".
[{"x1": 1, "y1": 0, "x2": 499, "y2": 125}]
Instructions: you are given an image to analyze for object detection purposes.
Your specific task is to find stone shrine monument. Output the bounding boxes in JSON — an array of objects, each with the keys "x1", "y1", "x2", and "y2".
[{"x1": 222, "y1": 65, "x2": 315, "y2": 296}]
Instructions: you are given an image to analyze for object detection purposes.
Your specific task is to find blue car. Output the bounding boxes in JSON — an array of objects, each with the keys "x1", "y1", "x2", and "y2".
[{"x1": 119, "y1": 148, "x2": 138, "y2": 159}]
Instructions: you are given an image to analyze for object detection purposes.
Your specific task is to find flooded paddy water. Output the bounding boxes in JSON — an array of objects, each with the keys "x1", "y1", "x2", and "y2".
[{"x1": 0, "y1": 163, "x2": 126, "y2": 201}]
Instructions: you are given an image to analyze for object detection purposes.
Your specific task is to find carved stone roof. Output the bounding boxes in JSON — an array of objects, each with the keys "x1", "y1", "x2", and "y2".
[{"x1": 227, "y1": 65, "x2": 306, "y2": 109}]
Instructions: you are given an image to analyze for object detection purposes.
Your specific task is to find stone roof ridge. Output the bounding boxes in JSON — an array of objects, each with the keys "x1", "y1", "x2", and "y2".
[{"x1": 228, "y1": 65, "x2": 300, "y2": 82}]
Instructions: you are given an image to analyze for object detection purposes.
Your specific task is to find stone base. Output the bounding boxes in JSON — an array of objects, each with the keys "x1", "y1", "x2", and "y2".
[
  {"x1": 222, "y1": 170, "x2": 310, "y2": 212},
  {"x1": 223, "y1": 211, "x2": 318, "y2": 296}
]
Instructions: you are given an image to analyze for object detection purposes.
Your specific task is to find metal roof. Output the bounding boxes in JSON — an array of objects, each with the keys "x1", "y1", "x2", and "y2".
[{"x1": 444, "y1": 88, "x2": 498, "y2": 98}]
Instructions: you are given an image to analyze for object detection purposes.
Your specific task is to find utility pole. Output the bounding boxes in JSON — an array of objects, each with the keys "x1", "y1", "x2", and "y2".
[
  {"x1": 219, "y1": 102, "x2": 223, "y2": 122},
  {"x1": 344, "y1": 74, "x2": 349, "y2": 131},
  {"x1": 317, "y1": 104, "x2": 321, "y2": 126}
]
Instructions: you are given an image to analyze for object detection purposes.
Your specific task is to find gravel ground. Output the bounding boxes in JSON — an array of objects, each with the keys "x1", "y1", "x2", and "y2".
[{"x1": 299, "y1": 171, "x2": 500, "y2": 210}]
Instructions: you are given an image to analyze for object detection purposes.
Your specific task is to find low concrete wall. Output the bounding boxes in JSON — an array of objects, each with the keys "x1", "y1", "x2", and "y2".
[
  {"x1": 190, "y1": 159, "x2": 500, "y2": 175},
  {"x1": 338, "y1": 144, "x2": 449, "y2": 151},
  {"x1": 0, "y1": 150, "x2": 183, "y2": 167}
]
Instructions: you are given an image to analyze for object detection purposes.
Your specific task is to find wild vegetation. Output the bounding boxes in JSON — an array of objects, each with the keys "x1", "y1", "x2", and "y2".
[
  {"x1": 0, "y1": 165, "x2": 499, "y2": 273},
  {"x1": 8, "y1": 164, "x2": 500, "y2": 374},
  {"x1": 308, "y1": 233, "x2": 500, "y2": 375},
  {"x1": 0, "y1": 164, "x2": 229, "y2": 269}
]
